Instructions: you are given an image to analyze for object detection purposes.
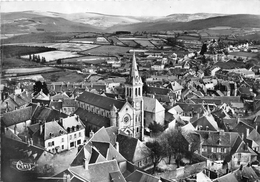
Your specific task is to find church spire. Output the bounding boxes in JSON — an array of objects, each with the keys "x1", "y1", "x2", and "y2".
[{"x1": 126, "y1": 52, "x2": 142, "y2": 85}]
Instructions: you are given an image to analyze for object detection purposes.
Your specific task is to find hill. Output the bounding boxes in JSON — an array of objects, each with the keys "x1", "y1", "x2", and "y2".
[
  {"x1": 106, "y1": 14, "x2": 260, "y2": 32},
  {"x1": 1, "y1": 11, "x2": 102, "y2": 34}
]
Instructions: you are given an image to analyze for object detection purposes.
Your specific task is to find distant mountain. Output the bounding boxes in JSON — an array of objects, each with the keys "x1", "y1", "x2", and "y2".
[
  {"x1": 106, "y1": 14, "x2": 260, "y2": 32},
  {"x1": 1, "y1": 11, "x2": 101, "y2": 34},
  {"x1": 2, "y1": 11, "x2": 260, "y2": 34},
  {"x1": 157, "y1": 13, "x2": 224, "y2": 22},
  {"x1": 60, "y1": 12, "x2": 146, "y2": 28}
]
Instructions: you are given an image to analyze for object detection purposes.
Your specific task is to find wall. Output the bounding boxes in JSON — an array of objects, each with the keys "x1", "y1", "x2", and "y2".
[
  {"x1": 67, "y1": 129, "x2": 85, "y2": 150},
  {"x1": 45, "y1": 134, "x2": 68, "y2": 153}
]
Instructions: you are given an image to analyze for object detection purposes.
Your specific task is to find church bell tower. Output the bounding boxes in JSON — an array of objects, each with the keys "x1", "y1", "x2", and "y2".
[{"x1": 125, "y1": 52, "x2": 144, "y2": 140}]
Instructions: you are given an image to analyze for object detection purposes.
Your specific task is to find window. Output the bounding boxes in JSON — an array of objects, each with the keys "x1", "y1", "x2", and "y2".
[
  {"x1": 138, "y1": 161, "x2": 142, "y2": 167},
  {"x1": 48, "y1": 142, "x2": 52, "y2": 147},
  {"x1": 217, "y1": 148, "x2": 221, "y2": 153},
  {"x1": 221, "y1": 148, "x2": 226, "y2": 153},
  {"x1": 135, "y1": 88, "x2": 138, "y2": 96},
  {"x1": 70, "y1": 142, "x2": 75, "y2": 148},
  {"x1": 79, "y1": 132, "x2": 81, "y2": 137},
  {"x1": 70, "y1": 135, "x2": 72, "y2": 140},
  {"x1": 77, "y1": 139, "x2": 81, "y2": 145},
  {"x1": 136, "y1": 127, "x2": 139, "y2": 133},
  {"x1": 211, "y1": 147, "x2": 216, "y2": 153},
  {"x1": 52, "y1": 141, "x2": 54, "y2": 146},
  {"x1": 74, "y1": 133, "x2": 77, "y2": 139},
  {"x1": 61, "y1": 138, "x2": 64, "y2": 143},
  {"x1": 62, "y1": 145, "x2": 64, "y2": 149},
  {"x1": 202, "y1": 147, "x2": 207, "y2": 152}
]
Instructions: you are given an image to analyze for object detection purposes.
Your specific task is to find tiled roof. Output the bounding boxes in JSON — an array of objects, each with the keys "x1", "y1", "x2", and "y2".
[
  {"x1": 62, "y1": 99, "x2": 77, "y2": 107},
  {"x1": 51, "y1": 92, "x2": 69, "y2": 101},
  {"x1": 192, "y1": 114, "x2": 219, "y2": 131},
  {"x1": 32, "y1": 106, "x2": 68, "y2": 122},
  {"x1": 109, "y1": 171, "x2": 126, "y2": 182},
  {"x1": 198, "y1": 131, "x2": 232, "y2": 147},
  {"x1": 43, "y1": 121, "x2": 67, "y2": 140},
  {"x1": 146, "y1": 86, "x2": 171, "y2": 95},
  {"x1": 125, "y1": 170, "x2": 160, "y2": 182},
  {"x1": 49, "y1": 101, "x2": 62, "y2": 110},
  {"x1": 2, "y1": 136, "x2": 45, "y2": 161},
  {"x1": 143, "y1": 96, "x2": 165, "y2": 113},
  {"x1": 76, "y1": 91, "x2": 125, "y2": 111},
  {"x1": 74, "y1": 108, "x2": 110, "y2": 128},
  {"x1": 1, "y1": 106, "x2": 32, "y2": 127},
  {"x1": 69, "y1": 159, "x2": 121, "y2": 182},
  {"x1": 116, "y1": 133, "x2": 138, "y2": 162}
]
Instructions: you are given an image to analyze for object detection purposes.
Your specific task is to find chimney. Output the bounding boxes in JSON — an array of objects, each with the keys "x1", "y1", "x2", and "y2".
[
  {"x1": 83, "y1": 158, "x2": 89, "y2": 170},
  {"x1": 256, "y1": 125, "x2": 258, "y2": 132},
  {"x1": 63, "y1": 173, "x2": 71, "y2": 182},
  {"x1": 246, "y1": 128, "x2": 250, "y2": 138},
  {"x1": 115, "y1": 141, "x2": 119, "y2": 152},
  {"x1": 242, "y1": 133, "x2": 245, "y2": 141},
  {"x1": 14, "y1": 125, "x2": 17, "y2": 135},
  {"x1": 89, "y1": 130, "x2": 94, "y2": 138},
  {"x1": 30, "y1": 138, "x2": 33, "y2": 145},
  {"x1": 39, "y1": 121, "x2": 44, "y2": 135}
]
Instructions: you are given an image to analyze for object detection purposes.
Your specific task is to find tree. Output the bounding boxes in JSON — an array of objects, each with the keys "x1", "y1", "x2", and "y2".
[
  {"x1": 33, "y1": 81, "x2": 49, "y2": 96},
  {"x1": 163, "y1": 128, "x2": 190, "y2": 167},
  {"x1": 148, "y1": 121, "x2": 164, "y2": 133},
  {"x1": 146, "y1": 140, "x2": 167, "y2": 174}
]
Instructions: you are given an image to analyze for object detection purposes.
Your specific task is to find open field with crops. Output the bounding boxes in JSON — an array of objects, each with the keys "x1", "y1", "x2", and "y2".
[{"x1": 21, "y1": 51, "x2": 81, "y2": 62}]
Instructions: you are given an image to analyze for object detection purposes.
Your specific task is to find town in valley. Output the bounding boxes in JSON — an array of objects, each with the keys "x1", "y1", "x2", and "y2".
[{"x1": 2, "y1": 1, "x2": 260, "y2": 182}]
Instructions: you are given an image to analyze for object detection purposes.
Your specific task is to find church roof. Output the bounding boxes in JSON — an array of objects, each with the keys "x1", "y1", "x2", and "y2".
[{"x1": 76, "y1": 91, "x2": 125, "y2": 111}]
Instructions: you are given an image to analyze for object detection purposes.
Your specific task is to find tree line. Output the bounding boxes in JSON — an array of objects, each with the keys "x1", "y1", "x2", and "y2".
[{"x1": 29, "y1": 54, "x2": 47, "y2": 63}]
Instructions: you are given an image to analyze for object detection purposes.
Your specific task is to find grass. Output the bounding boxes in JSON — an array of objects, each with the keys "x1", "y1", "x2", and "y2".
[
  {"x1": 42, "y1": 70, "x2": 86, "y2": 82},
  {"x1": 81, "y1": 45, "x2": 132, "y2": 56},
  {"x1": 2, "y1": 56, "x2": 43, "y2": 69},
  {"x1": 1, "y1": 32, "x2": 78, "y2": 44}
]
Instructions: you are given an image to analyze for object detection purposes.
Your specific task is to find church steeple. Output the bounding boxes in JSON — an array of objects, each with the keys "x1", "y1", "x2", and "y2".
[{"x1": 126, "y1": 52, "x2": 143, "y2": 85}]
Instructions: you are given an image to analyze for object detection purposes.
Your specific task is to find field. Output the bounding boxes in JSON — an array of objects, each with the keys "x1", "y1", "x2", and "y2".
[
  {"x1": 4, "y1": 67, "x2": 59, "y2": 74},
  {"x1": 42, "y1": 70, "x2": 86, "y2": 82},
  {"x1": 61, "y1": 56, "x2": 114, "y2": 64},
  {"x1": 21, "y1": 51, "x2": 81, "y2": 62},
  {"x1": 81, "y1": 45, "x2": 132, "y2": 55},
  {"x1": 1, "y1": 32, "x2": 77, "y2": 44},
  {"x1": 4, "y1": 42, "x2": 100, "y2": 52},
  {"x1": 2, "y1": 56, "x2": 42, "y2": 69}
]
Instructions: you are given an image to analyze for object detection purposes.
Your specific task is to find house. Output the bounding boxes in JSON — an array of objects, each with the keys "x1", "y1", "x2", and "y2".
[
  {"x1": 59, "y1": 115, "x2": 85, "y2": 150},
  {"x1": 198, "y1": 131, "x2": 238, "y2": 162},
  {"x1": 226, "y1": 135, "x2": 257, "y2": 169},
  {"x1": 168, "y1": 105, "x2": 184, "y2": 116},
  {"x1": 192, "y1": 113, "x2": 219, "y2": 131},
  {"x1": 29, "y1": 121, "x2": 68, "y2": 153},
  {"x1": 151, "y1": 61, "x2": 165, "y2": 70},
  {"x1": 116, "y1": 133, "x2": 152, "y2": 169},
  {"x1": 61, "y1": 99, "x2": 78, "y2": 115},
  {"x1": 166, "y1": 81, "x2": 183, "y2": 99},
  {"x1": 143, "y1": 96, "x2": 165, "y2": 127},
  {"x1": 246, "y1": 129, "x2": 260, "y2": 153},
  {"x1": 1, "y1": 106, "x2": 32, "y2": 139}
]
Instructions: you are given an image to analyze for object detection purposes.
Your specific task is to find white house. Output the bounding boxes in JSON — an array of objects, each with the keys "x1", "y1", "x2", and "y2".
[
  {"x1": 143, "y1": 96, "x2": 165, "y2": 127},
  {"x1": 60, "y1": 115, "x2": 85, "y2": 150}
]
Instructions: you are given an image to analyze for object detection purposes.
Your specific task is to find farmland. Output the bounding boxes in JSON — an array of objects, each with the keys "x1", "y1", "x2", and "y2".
[
  {"x1": 2, "y1": 56, "x2": 42, "y2": 69},
  {"x1": 21, "y1": 51, "x2": 82, "y2": 62},
  {"x1": 81, "y1": 45, "x2": 132, "y2": 55},
  {"x1": 61, "y1": 56, "x2": 115, "y2": 64},
  {"x1": 42, "y1": 69, "x2": 86, "y2": 82},
  {"x1": 4, "y1": 42, "x2": 100, "y2": 52}
]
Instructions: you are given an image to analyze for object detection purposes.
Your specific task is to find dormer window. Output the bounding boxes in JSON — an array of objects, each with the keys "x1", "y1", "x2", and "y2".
[
  {"x1": 76, "y1": 125, "x2": 80, "y2": 130},
  {"x1": 67, "y1": 127, "x2": 71, "y2": 133},
  {"x1": 72, "y1": 126, "x2": 75, "y2": 132}
]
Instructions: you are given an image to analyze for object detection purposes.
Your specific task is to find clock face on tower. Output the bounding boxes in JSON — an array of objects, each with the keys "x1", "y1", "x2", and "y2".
[{"x1": 135, "y1": 101, "x2": 140, "y2": 109}]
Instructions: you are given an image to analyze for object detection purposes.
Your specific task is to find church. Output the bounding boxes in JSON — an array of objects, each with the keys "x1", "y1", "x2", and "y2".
[{"x1": 76, "y1": 52, "x2": 144, "y2": 140}]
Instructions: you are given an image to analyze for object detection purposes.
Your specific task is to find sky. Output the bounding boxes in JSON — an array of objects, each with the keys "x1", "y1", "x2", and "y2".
[{"x1": 1, "y1": 0, "x2": 260, "y2": 16}]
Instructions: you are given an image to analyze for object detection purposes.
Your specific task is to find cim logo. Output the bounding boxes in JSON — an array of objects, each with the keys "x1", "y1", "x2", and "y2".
[{"x1": 11, "y1": 160, "x2": 37, "y2": 172}]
